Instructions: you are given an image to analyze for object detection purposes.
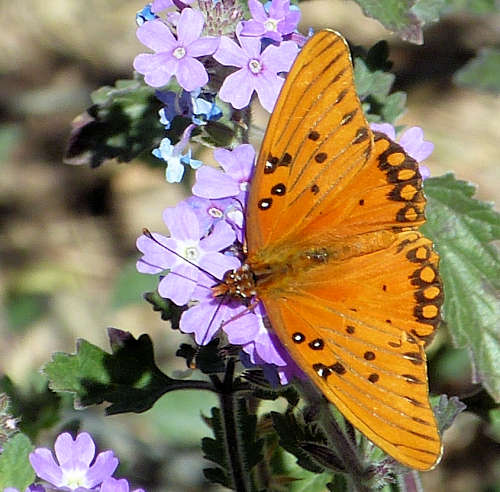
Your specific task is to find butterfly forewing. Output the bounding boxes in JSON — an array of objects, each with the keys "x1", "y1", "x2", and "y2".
[{"x1": 246, "y1": 30, "x2": 373, "y2": 254}]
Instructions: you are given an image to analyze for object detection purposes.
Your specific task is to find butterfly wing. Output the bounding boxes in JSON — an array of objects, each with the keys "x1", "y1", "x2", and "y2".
[{"x1": 259, "y1": 230, "x2": 443, "y2": 470}]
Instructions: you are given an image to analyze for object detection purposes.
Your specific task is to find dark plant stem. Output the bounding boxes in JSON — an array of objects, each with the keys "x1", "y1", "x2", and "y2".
[
  {"x1": 298, "y1": 380, "x2": 371, "y2": 492},
  {"x1": 212, "y1": 359, "x2": 255, "y2": 492}
]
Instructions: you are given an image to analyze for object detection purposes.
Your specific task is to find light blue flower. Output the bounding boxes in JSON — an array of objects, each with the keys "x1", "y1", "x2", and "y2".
[
  {"x1": 152, "y1": 124, "x2": 203, "y2": 183},
  {"x1": 135, "y1": 4, "x2": 158, "y2": 26}
]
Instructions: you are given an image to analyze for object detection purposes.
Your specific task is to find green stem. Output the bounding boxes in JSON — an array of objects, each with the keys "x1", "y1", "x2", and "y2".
[{"x1": 214, "y1": 359, "x2": 255, "y2": 492}]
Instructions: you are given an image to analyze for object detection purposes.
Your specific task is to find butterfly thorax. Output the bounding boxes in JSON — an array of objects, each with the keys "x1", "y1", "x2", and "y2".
[{"x1": 213, "y1": 230, "x2": 396, "y2": 301}]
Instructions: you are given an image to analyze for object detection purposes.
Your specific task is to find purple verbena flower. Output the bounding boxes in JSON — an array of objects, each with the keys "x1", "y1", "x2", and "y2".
[
  {"x1": 133, "y1": 9, "x2": 219, "y2": 91},
  {"x1": 240, "y1": 0, "x2": 301, "y2": 42},
  {"x1": 370, "y1": 123, "x2": 434, "y2": 179},
  {"x1": 136, "y1": 200, "x2": 240, "y2": 306},
  {"x1": 185, "y1": 196, "x2": 244, "y2": 241},
  {"x1": 192, "y1": 144, "x2": 256, "y2": 206},
  {"x1": 29, "y1": 432, "x2": 118, "y2": 490},
  {"x1": 100, "y1": 477, "x2": 145, "y2": 492},
  {"x1": 213, "y1": 26, "x2": 298, "y2": 111},
  {"x1": 152, "y1": 124, "x2": 203, "y2": 183}
]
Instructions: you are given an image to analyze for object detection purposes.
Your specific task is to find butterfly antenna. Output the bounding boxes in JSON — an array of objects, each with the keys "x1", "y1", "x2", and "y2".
[
  {"x1": 199, "y1": 292, "x2": 229, "y2": 345},
  {"x1": 142, "y1": 228, "x2": 221, "y2": 284}
]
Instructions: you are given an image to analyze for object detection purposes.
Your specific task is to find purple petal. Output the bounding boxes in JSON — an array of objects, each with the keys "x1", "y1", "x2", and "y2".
[
  {"x1": 248, "y1": 0, "x2": 268, "y2": 22},
  {"x1": 136, "y1": 54, "x2": 178, "y2": 88},
  {"x1": 419, "y1": 164, "x2": 431, "y2": 180},
  {"x1": 56, "y1": 432, "x2": 95, "y2": 467},
  {"x1": 219, "y1": 68, "x2": 255, "y2": 109},
  {"x1": 268, "y1": 0, "x2": 289, "y2": 19},
  {"x1": 176, "y1": 57, "x2": 209, "y2": 91},
  {"x1": 193, "y1": 165, "x2": 240, "y2": 199},
  {"x1": 188, "y1": 36, "x2": 220, "y2": 57},
  {"x1": 180, "y1": 299, "x2": 223, "y2": 344},
  {"x1": 253, "y1": 69, "x2": 284, "y2": 112},
  {"x1": 177, "y1": 8, "x2": 204, "y2": 46},
  {"x1": 213, "y1": 36, "x2": 248, "y2": 68},
  {"x1": 237, "y1": 33, "x2": 261, "y2": 58},
  {"x1": 159, "y1": 263, "x2": 198, "y2": 305},
  {"x1": 279, "y1": 11, "x2": 301, "y2": 34},
  {"x1": 136, "y1": 19, "x2": 177, "y2": 52},
  {"x1": 216, "y1": 144, "x2": 255, "y2": 180},
  {"x1": 199, "y1": 251, "x2": 240, "y2": 279},
  {"x1": 399, "y1": 126, "x2": 434, "y2": 162},
  {"x1": 254, "y1": 331, "x2": 287, "y2": 366},
  {"x1": 240, "y1": 20, "x2": 266, "y2": 37},
  {"x1": 100, "y1": 478, "x2": 129, "y2": 492},
  {"x1": 260, "y1": 41, "x2": 298, "y2": 73},
  {"x1": 200, "y1": 220, "x2": 237, "y2": 251},
  {"x1": 370, "y1": 122, "x2": 396, "y2": 141},
  {"x1": 86, "y1": 450, "x2": 119, "y2": 487},
  {"x1": 29, "y1": 448, "x2": 63, "y2": 486},
  {"x1": 136, "y1": 233, "x2": 177, "y2": 273},
  {"x1": 224, "y1": 310, "x2": 261, "y2": 344},
  {"x1": 163, "y1": 202, "x2": 200, "y2": 241},
  {"x1": 151, "y1": 0, "x2": 174, "y2": 13}
]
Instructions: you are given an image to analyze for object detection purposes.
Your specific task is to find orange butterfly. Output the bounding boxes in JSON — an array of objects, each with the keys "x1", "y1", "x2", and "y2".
[{"x1": 220, "y1": 29, "x2": 443, "y2": 470}]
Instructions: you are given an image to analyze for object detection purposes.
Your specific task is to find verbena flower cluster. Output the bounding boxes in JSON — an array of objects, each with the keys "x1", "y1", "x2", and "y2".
[{"x1": 134, "y1": 0, "x2": 435, "y2": 385}]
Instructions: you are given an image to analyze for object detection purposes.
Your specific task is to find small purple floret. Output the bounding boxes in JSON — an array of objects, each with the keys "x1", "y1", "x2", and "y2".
[{"x1": 29, "y1": 432, "x2": 118, "y2": 490}]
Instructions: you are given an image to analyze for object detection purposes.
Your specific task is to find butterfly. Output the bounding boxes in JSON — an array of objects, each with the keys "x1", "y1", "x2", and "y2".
[{"x1": 221, "y1": 29, "x2": 443, "y2": 470}]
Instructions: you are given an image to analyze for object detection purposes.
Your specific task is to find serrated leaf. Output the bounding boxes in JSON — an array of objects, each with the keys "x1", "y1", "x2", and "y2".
[
  {"x1": 431, "y1": 394, "x2": 467, "y2": 432},
  {"x1": 144, "y1": 290, "x2": 186, "y2": 327},
  {"x1": 64, "y1": 78, "x2": 164, "y2": 168},
  {"x1": 354, "y1": 55, "x2": 407, "y2": 124},
  {"x1": 43, "y1": 329, "x2": 176, "y2": 414},
  {"x1": 202, "y1": 407, "x2": 231, "y2": 486},
  {"x1": 0, "y1": 433, "x2": 35, "y2": 489},
  {"x1": 271, "y1": 412, "x2": 327, "y2": 474},
  {"x1": 454, "y1": 48, "x2": 500, "y2": 93},
  {"x1": 196, "y1": 338, "x2": 226, "y2": 374},
  {"x1": 422, "y1": 174, "x2": 500, "y2": 401},
  {"x1": 354, "y1": 0, "x2": 424, "y2": 44}
]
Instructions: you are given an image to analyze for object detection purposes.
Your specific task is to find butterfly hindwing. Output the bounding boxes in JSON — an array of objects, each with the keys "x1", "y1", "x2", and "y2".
[{"x1": 259, "y1": 231, "x2": 442, "y2": 470}]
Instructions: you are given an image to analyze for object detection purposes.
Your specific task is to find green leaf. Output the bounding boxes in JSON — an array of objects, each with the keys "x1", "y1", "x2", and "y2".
[
  {"x1": 202, "y1": 407, "x2": 231, "y2": 488},
  {"x1": 354, "y1": 52, "x2": 407, "y2": 124},
  {"x1": 353, "y1": 0, "x2": 424, "y2": 44},
  {"x1": 0, "y1": 375, "x2": 61, "y2": 440},
  {"x1": 431, "y1": 394, "x2": 467, "y2": 432},
  {"x1": 271, "y1": 411, "x2": 328, "y2": 474},
  {"x1": 0, "y1": 433, "x2": 35, "y2": 490},
  {"x1": 144, "y1": 290, "x2": 186, "y2": 327},
  {"x1": 43, "y1": 328, "x2": 178, "y2": 414},
  {"x1": 454, "y1": 48, "x2": 500, "y2": 93},
  {"x1": 64, "y1": 78, "x2": 164, "y2": 168},
  {"x1": 422, "y1": 174, "x2": 500, "y2": 401}
]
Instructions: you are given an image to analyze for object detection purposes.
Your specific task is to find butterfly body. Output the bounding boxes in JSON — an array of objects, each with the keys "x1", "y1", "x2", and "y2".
[{"x1": 220, "y1": 30, "x2": 444, "y2": 470}]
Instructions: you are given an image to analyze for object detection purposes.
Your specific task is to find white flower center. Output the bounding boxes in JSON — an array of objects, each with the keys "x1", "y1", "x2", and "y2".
[
  {"x1": 173, "y1": 46, "x2": 186, "y2": 59},
  {"x1": 62, "y1": 468, "x2": 89, "y2": 489},
  {"x1": 208, "y1": 207, "x2": 224, "y2": 218},
  {"x1": 184, "y1": 246, "x2": 199, "y2": 261},
  {"x1": 248, "y1": 58, "x2": 262, "y2": 74},
  {"x1": 264, "y1": 18, "x2": 278, "y2": 31}
]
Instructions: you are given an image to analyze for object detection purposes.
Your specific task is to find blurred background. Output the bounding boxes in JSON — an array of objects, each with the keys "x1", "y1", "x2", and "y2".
[{"x1": 0, "y1": 1, "x2": 499, "y2": 490}]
